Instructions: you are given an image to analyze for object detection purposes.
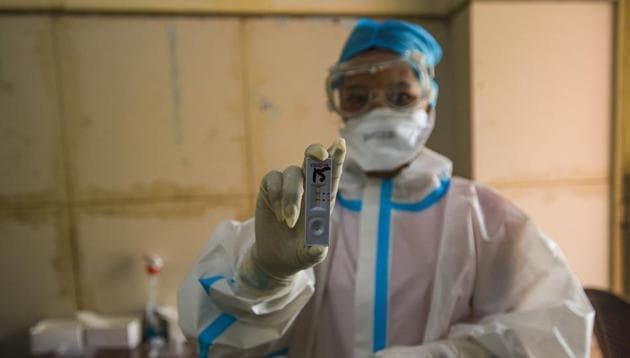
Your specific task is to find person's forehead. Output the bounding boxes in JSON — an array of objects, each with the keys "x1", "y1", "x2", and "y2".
[
  {"x1": 341, "y1": 63, "x2": 416, "y2": 86},
  {"x1": 342, "y1": 68, "x2": 415, "y2": 87},
  {"x1": 344, "y1": 48, "x2": 400, "y2": 66}
]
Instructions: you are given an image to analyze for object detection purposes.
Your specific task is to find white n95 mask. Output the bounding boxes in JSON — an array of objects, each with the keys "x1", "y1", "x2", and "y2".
[{"x1": 340, "y1": 108, "x2": 434, "y2": 172}]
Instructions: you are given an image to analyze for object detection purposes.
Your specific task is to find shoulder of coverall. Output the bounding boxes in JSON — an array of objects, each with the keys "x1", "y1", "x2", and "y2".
[{"x1": 449, "y1": 177, "x2": 531, "y2": 242}]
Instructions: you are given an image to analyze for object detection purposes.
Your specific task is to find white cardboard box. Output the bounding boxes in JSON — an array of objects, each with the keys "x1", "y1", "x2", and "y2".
[
  {"x1": 29, "y1": 319, "x2": 84, "y2": 356},
  {"x1": 82, "y1": 316, "x2": 141, "y2": 349}
]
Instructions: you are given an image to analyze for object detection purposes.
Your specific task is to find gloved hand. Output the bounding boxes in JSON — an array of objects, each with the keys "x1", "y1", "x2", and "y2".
[
  {"x1": 238, "y1": 138, "x2": 346, "y2": 292},
  {"x1": 373, "y1": 338, "x2": 493, "y2": 358}
]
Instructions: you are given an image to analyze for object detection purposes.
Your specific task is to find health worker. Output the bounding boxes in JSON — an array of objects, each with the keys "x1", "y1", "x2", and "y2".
[{"x1": 178, "y1": 18, "x2": 594, "y2": 358}]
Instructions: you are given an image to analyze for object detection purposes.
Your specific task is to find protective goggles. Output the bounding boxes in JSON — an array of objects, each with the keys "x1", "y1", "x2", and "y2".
[{"x1": 326, "y1": 51, "x2": 434, "y2": 118}]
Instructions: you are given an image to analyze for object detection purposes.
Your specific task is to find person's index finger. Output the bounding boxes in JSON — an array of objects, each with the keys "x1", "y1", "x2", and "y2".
[
  {"x1": 328, "y1": 138, "x2": 346, "y2": 169},
  {"x1": 326, "y1": 138, "x2": 346, "y2": 206},
  {"x1": 304, "y1": 143, "x2": 329, "y2": 162}
]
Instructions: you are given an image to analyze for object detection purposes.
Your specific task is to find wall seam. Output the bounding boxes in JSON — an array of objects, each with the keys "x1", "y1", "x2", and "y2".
[
  {"x1": 488, "y1": 177, "x2": 610, "y2": 189},
  {"x1": 446, "y1": 0, "x2": 470, "y2": 18},
  {"x1": 239, "y1": 19, "x2": 256, "y2": 215},
  {"x1": 612, "y1": 0, "x2": 630, "y2": 295},
  {"x1": 70, "y1": 193, "x2": 252, "y2": 207},
  {"x1": 468, "y1": 2, "x2": 476, "y2": 180},
  {"x1": 50, "y1": 14, "x2": 83, "y2": 309}
]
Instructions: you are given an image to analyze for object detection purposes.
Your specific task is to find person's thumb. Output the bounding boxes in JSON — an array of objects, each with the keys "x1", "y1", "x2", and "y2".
[{"x1": 302, "y1": 245, "x2": 328, "y2": 266}]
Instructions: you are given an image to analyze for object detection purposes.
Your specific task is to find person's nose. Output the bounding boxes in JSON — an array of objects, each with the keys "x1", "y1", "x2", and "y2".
[{"x1": 366, "y1": 89, "x2": 387, "y2": 111}]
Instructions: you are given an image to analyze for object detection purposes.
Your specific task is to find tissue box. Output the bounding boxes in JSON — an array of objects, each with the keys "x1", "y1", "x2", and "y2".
[
  {"x1": 84, "y1": 316, "x2": 141, "y2": 349},
  {"x1": 30, "y1": 319, "x2": 84, "y2": 356}
]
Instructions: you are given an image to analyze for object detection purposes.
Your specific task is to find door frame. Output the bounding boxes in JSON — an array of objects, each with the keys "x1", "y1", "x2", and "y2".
[{"x1": 612, "y1": 0, "x2": 630, "y2": 296}]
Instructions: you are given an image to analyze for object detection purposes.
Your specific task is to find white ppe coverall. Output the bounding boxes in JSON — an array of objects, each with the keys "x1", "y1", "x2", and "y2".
[{"x1": 178, "y1": 149, "x2": 594, "y2": 357}]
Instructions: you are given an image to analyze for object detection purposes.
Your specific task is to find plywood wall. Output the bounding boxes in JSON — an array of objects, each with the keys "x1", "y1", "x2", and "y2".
[
  {"x1": 470, "y1": 1, "x2": 613, "y2": 288},
  {"x1": 0, "y1": 14, "x2": 455, "y2": 354}
]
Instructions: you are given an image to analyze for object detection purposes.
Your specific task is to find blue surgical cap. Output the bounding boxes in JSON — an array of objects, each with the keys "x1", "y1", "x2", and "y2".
[
  {"x1": 338, "y1": 18, "x2": 442, "y2": 67},
  {"x1": 338, "y1": 18, "x2": 443, "y2": 106}
]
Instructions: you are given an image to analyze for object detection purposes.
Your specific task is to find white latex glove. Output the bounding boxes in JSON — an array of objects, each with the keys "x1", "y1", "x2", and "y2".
[
  {"x1": 238, "y1": 138, "x2": 346, "y2": 291},
  {"x1": 373, "y1": 338, "x2": 493, "y2": 358}
]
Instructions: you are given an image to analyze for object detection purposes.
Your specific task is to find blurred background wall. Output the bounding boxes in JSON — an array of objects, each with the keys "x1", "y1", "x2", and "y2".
[
  {"x1": 0, "y1": 0, "x2": 615, "y2": 355},
  {"x1": 470, "y1": 1, "x2": 613, "y2": 289}
]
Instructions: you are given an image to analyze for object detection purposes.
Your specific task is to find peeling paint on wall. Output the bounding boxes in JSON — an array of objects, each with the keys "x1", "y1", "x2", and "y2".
[
  {"x1": 0, "y1": 190, "x2": 62, "y2": 209},
  {"x1": 257, "y1": 96, "x2": 281, "y2": 120}
]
